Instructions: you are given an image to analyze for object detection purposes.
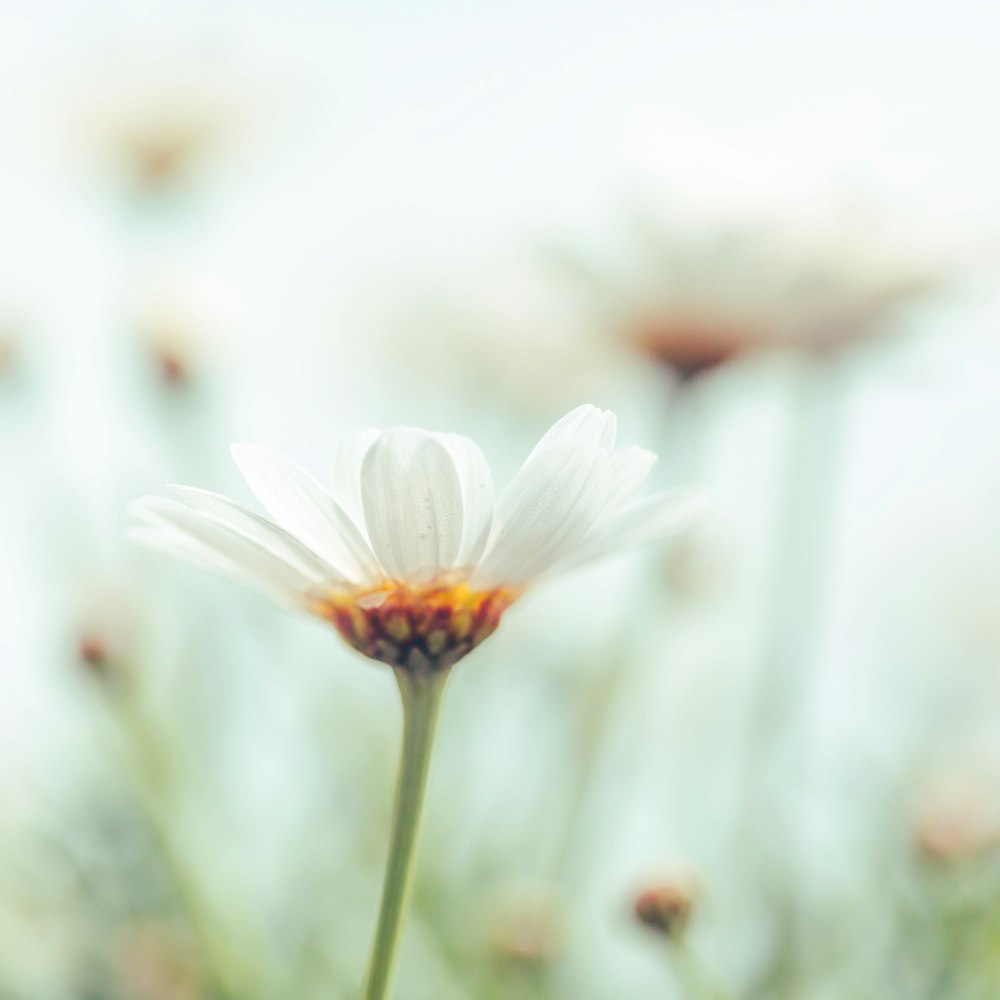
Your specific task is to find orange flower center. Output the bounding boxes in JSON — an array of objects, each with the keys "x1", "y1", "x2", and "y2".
[{"x1": 314, "y1": 581, "x2": 520, "y2": 674}]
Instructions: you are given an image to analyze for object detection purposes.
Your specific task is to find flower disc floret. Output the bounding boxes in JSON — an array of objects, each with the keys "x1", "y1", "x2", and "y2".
[{"x1": 315, "y1": 581, "x2": 519, "y2": 675}]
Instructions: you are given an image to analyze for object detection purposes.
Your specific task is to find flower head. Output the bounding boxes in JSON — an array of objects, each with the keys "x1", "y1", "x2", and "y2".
[
  {"x1": 633, "y1": 876, "x2": 698, "y2": 939},
  {"x1": 914, "y1": 775, "x2": 1000, "y2": 865},
  {"x1": 598, "y1": 195, "x2": 946, "y2": 379},
  {"x1": 71, "y1": 59, "x2": 243, "y2": 197},
  {"x1": 130, "y1": 405, "x2": 701, "y2": 674}
]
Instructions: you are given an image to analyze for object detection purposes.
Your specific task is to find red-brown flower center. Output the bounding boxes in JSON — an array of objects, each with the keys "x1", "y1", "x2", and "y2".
[
  {"x1": 635, "y1": 319, "x2": 750, "y2": 380},
  {"x1": 314, "y1": 582, "x2": 519, "y2": 675}
]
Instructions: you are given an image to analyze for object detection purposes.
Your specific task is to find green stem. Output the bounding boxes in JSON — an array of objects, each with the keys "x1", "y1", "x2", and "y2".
[
  {"x1": 107, "y1": 688, "x2": 258, "y2": 1000},
  {"x1": 670, "y1": 940, "x2": 733, "y2": 1000},
  {"x1": 362, "y1": 670, "x2": 447, "y2": 1000}
]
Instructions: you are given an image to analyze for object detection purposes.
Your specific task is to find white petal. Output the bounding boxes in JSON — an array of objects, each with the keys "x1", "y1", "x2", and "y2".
[
  {"x1": 472, "y1": 442, "x2": 612, "y2": 587},
  {"x1": 331, "y1": 429, "x2": 379, "y2": 523},
  {"x1": 231, "y1": 444, "x2": 379, "y2": 584},
  {"x1": 129, "y1": 526, "x2": 300, "y2": 609},
  {"x1": 604, "y1": 447, "x2": 657, "y2": 515},
  {"x1": 551, "y1": 489, "x2": 707, "y2": 574},
  {"x1": 361, "y1": 429, "x2": 464, "y2": 582},
  {"x1": 528, "y1": 404, "x2": 618, "y2": 460},
  {"x1": 129, "y1": 498, "x2": 315, "y2": 604},
  {"x1": 168, "y1": 486, "x2": 346, "y2": 585},
  {"x1": 441, "y1": 433, "x2": 494, "y2": 570}
]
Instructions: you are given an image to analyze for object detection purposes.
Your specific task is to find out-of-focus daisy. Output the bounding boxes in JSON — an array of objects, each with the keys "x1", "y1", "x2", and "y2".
[
  {"x1": 130, "y1": 404, "x2": 701, "y2": 675},
  {"x1": 557, "y1": 192, "x2": 949, "y2": 382},
  {"x1": 74, "y1": 63, "x2": 243, "y2": 197},
  {"x1": 41, "y1": 40, "x2": 298, "y2": 201},
  {"x1": 381, "y1": 192, "x2": 951, "y2": 422},
  {"x1": 126, "y1": 271, "x2": 244, "y2": 390}
]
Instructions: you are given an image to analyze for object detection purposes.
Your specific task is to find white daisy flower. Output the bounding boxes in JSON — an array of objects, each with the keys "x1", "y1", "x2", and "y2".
[
  {"x1": 129, "y1": 405, "x2": 702, "y2": 674},
  {"x1": 569, "y1": 191, "x2": 949, "y2": 381}
]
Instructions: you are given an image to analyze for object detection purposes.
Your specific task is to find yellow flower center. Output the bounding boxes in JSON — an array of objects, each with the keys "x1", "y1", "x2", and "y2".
[{"x1": 313, "y1": 581, "x2": 520, "y2": 674}]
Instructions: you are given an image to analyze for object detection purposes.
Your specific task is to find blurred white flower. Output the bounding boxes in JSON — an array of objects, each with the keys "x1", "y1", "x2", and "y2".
[
  {"x1": 73, "y1": 63, "x2": 245, "y2": 197},
  {"x1": 383, "y1": 190, "x2": 954, "y2": 423},
  {"x1": 562, "y1": 190, "x2": 950, "y2": 381},
  {"x1": 127, "y1": 270, "x2": 246, "y2": 388},
  {"x1": 36, "y1": 36, "x2": 302, "y2": 201},
  {"x1": 130, "y1": 404, "x2": 702, "y2": 672}
]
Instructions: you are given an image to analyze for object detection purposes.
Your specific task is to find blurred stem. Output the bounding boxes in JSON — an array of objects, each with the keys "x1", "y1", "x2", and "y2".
[
  {"x1": 744, "y1": 355, "x2": 848, "y2": 782},
  {"x1": 661, "y1": 376, "x2": 708, "y2": 490},
  {"x1": 482, "y1": 964, "x2": 549, "y2": 1000},
  {"x1": 556, "y1": 376, "x2": 706, "y2": 883},
  {"x1": 363, "y1": 670, "x2": 447, "y2": 1000},
  {"x1": 739, "y1": 355, "x2": 850, "y2": 991},
  {"x1": 113, "y1": 689, "x2": 261, "y2": 1000},
  {"x1": 669, "y1": 940, "x2": 733, "y2": 1000},
  {"x1": 768, "y1": 362, "x2": 836, "y2": 648}
]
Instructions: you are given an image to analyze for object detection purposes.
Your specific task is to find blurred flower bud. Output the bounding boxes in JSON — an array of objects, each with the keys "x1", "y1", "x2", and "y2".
[
  {"x1": 114, "y1": 921, "x2": 201, "y2": 1000},
  {"x1": 0, "y1": 303, "x2": 31, "y2": 381},
  {"x1": 74, "y1": 629, "x2": 135, "y2": 690},
  {"x1": 914, "y1": 775, "x2": 1000, "y2": 864},
  {"x1": 118, "y1": 116, "x2": 223, "y2": 194},
  {"x1": 151, "y1": 340, "x2": 192, "y2": 389},
  {"x1": 72, "y1": 585, "x2": 142, "y2": 685},
  {"x1": 129, "y1": 272, "x2": 243, "y2": 392},
  {"x1": 0, "y1": 332, "x2": 15, "y2": 377},
  {"x1": 77, "y1": 633, "x2": 109, "y2": 671},
  {"x1": 51, "y1": 39, "x2": 302, "y2": 204},
  {"x1": 73, "y1": 62, "x2": 239, "y2": 198},
  {"x1": 136, "y1": 309, "x2": 200, "y2": 393},
  {"x1": 633, "y1": 876, "x2": 698, "y2": 938},
  {"x1": 486, "y1": 882, "x2": 565, "y2": 967}
]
